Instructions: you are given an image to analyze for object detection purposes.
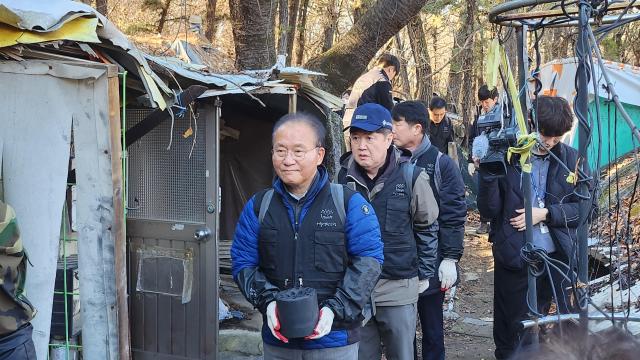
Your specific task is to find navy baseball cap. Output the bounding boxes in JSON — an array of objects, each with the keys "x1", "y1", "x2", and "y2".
[{"x1": 345, "y1": 103, "x2": 393, "y2": 132}]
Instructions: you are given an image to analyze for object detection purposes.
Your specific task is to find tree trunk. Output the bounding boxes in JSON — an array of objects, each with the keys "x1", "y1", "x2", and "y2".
[
  {"x1": 295, "y1": 0, "x2": 310, "y2": 65},
  {"x1": 205, "y1": 0, "x2": 218, "y2": 42},
  {"x1": 394, "y1": 33, "x2": 411, "y2": 99},
  {"x1": 229, "y1": 0, "x2": 276, "y2": 70},
  {"x1": 445, "y1": 16, "x2": 467, "y2": 107},
  {"x1": 322, "y1": 1, "x2": 340, "y2": 53},
  {"x1": 305, "y1": 0, "x2": 430, "y2": 95},
  {"x1": 286, "y1": 0, "x2": 300, "y2": 65},
  {"x1": 407, "y1": 14, "x2": 433, "y2": 102},
  {"x1": 96, "y1": 0, "x2": 108, "y2": 16},
  {"x1": 460, "y1": 0, "x2": 477, "y2": 134},
  {"x1": 277, "y1": 0, "x2": 289, "y2": 56},
  {"x1": 157, "y1": 0, "x2": 172, "y2": 33}
]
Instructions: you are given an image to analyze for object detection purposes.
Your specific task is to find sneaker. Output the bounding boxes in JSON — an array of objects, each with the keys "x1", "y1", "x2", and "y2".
[{"x1": 476, "y1": 222, "x2": 490, "y2": 234}]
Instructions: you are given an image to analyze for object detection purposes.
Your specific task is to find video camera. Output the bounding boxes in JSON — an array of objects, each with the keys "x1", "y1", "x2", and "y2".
[{"x1": 473, "y1": 103, "x2": 519, "y2": 178}]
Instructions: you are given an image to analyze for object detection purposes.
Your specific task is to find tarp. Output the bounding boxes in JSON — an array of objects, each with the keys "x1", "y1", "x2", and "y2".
[
  {"x1": 538, "y1": 58, "x2": 640, "y2": 168},
  {"x1": 1, "y1": 60, "x2": 80, "y2": 360},
  {"x1": 0, "y1": 0, "x2": 170, "y2": 110}
]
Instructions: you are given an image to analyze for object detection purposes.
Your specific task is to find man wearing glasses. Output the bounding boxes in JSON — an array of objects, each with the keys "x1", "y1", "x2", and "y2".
[
  {"x1": 337, "y1": 103, "x2": 439, "y2": 360},
  {"x1": 231, "y1": 113, "x2": 384, "y2": 359}
]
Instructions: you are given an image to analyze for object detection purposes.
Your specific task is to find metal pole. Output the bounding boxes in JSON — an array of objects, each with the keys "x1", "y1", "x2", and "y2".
[
  {"x1": 576, "y1": 0, "x2": 591, "y2": 332},
  {"x1": 517, "y1": 24, "x2": 539, "y2": 346}
]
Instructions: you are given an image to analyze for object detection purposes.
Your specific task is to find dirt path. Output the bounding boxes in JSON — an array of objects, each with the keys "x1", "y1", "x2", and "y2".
[{"x1": 416, "y1": 213, "x2": 497, "y2": 360}]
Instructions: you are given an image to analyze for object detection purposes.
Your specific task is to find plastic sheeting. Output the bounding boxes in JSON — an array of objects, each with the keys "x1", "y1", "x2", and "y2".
[{"x1": 0, "y1": 60, "x2": 77, "y2": 360}]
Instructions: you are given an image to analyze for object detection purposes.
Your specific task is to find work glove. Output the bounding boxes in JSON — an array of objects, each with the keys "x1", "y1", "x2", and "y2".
[
  {"x1": 305, "y1": 306, "x2": 334, "y2": 340},
  {"x1": 266, "y1": 301, "x2": 289, "y2": 343},
  {"x1": 418, "y1": 279, "x2": 430, "y2": 294},
  {"x1": 439, "y1": 258, "x2": 458, "y2": 291},
  {"x1": 468, "y1": 162, "x2": 476, "y2": 176}
]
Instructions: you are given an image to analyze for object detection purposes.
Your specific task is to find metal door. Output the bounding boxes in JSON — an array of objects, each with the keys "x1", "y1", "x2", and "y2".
[{"x1": 126, "y1": 103, "x2": 218, "y2": 359}]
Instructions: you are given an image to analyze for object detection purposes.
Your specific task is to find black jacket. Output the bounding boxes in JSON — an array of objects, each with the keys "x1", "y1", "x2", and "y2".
[
  {"x1": 428, "y1": 117, "x2": 454, "y2": 154},
  {"x1": 478, "y1": 143, "x2": 590, "y2": 270},
  {"x1": 337, "y1": 147, "x2": 440, "y2": 280},
  {"x1": 411, "y1": 136, "x2": 466, "y2": 293}
]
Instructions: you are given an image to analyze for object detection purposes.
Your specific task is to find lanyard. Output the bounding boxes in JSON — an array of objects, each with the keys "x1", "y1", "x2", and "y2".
[{"x1": 530, "y1": 161, "x2": 545, "y2": 208}]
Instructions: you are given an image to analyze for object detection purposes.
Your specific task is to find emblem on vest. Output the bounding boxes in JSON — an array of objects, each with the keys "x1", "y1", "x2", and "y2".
[
  {"x1": 394, "y1": 183, "x2": 406, "y2": 197},
  {"x1": 320, "y1": 209, "x2": 334, "y2": 220},
  {"x1": 318, "y1": 209, "x2": 337, "y2": 227},
  {"x1": 362, "y1": 204, "x2": 370, "y2": 215}
]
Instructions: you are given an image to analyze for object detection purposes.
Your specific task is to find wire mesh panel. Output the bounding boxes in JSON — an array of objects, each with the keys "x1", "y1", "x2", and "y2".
[{"x1": 126, "y1": 109, "x2": 207, "y2": 223}]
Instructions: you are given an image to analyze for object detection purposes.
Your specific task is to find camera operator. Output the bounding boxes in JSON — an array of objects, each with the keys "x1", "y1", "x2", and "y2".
[
  {"x1": 477, "y1": 96, "x2": 588, "y2": 359},
  {"x1": 468, "y1": 85, "x2": 499, "y2": 234}
]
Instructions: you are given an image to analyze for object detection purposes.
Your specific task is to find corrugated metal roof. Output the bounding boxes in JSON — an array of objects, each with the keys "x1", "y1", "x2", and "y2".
[{"x1": 146, "y1": 55, "x2": 263, "y2": 89}]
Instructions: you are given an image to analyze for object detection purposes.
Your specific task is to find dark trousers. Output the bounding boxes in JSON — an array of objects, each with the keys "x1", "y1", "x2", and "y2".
[
  {"x1": 493, "y1": 253, "x2": 573, "y2": 359},
  {"x1": 0, "y1": 323, "x2": 36, "y2": 360},
  {"x1": 415, "y1": 290, "x2": 446, "y2": 360}
]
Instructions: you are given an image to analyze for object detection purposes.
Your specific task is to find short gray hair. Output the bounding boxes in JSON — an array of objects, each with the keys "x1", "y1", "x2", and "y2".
[{"x1": 272, "y1": 113, "x2": 326, "y2": 147}]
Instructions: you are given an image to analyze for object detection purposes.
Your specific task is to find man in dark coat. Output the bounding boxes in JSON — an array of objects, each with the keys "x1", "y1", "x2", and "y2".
[
  {"x1": 426, "y1": 96, "x2": 455, "y2": 154},
  {"x1": 477, "y1": 96, "x2": 591, "y2": 359},
  {"x1": 392, "y1": 101, "x2": 466, "y2": 360}
]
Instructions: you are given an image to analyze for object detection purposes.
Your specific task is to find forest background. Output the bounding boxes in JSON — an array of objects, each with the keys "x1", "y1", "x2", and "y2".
[{"x1": 85, "y1": 0, "x2": 640, "y2": 128}]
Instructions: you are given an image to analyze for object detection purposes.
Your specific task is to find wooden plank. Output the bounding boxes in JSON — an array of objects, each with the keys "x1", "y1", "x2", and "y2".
[
  {"x1": 171, "y1": 239, "x2": 187, "y2": 356},
  {"x1": 129, "y1": 237, "x2": 145, "y2": 351},
  {"x1": 108, "y1": 67, "x2": 132, "y2": 360},
  {"x1": 204, "y1": 103, "x2": 219, "y2": 359},
  {"x1": 185, "y1": 243, "x2": 200, "y2": 358},
  {"x1": 157, "y1": 239, "x2": 173, "y2": 354},
  {"x1": 74, "y1": 70, "x2": 120, "y2": 360},
  {"x1": 143, "y1": 239, "x2": 159, "y2": 352}
]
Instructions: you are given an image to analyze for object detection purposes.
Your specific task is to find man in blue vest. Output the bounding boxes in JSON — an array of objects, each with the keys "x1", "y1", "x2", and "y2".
[
  {"x1": 337, "y1": 103, "x2": 439, "y2": 360},
  {"x1": 231, "y1": 113, "x2": 384, "y2": 359},
  {"x1": 391, "y1": 101, "x2": 466, "y2": 360}
]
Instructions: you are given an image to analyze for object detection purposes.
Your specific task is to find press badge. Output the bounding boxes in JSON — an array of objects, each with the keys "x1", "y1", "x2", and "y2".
[{"x1": 539, "y1": 222, "x2": 549, "y2": 234}]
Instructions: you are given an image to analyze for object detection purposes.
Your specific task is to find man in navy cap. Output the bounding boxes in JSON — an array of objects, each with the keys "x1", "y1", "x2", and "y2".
[{"x1": 337, "y1": 103, "x2": 440, "y2": 360}]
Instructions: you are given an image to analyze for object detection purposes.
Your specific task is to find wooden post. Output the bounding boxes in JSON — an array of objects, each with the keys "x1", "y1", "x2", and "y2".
[
  {"x1": 107, "y1": 66, "x2": 132, "y2": 360},
  {"x1": 74, "y1": 65, "x2": 120, "y2": 360},
  {"x1": 289, "y1": 92, "x2": 297, "y2": 113}
]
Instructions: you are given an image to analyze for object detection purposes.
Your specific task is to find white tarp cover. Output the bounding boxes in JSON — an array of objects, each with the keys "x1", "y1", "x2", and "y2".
[
  {"x1": 538, "y1": 57, "x2": 640, "y2": 108},
  {"x1": 0, "y1": 60, "x2": 117, "y2": 360},
  {"x1": 538, "y1": 57, "x2": 640, "y2": 158}
]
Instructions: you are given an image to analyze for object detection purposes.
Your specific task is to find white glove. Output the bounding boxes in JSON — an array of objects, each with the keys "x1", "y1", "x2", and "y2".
[
  {"x1": 467, "y1": 163, "x2": 476, "y2": 176},
  {"x1": 266, "y1": 301, "x2": 289, "y2": 343},
  {"x1": 418, "y1": 279, "x2": 430, "y2": 294},
  {"x1": 306, "y1": 306, "x2": 334, "y2": 340},
  {"x1": 438, "y1": 259, "x2": 458, "y2": 290}
]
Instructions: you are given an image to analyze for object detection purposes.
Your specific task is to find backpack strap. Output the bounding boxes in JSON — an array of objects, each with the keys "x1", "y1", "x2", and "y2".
[
  {"x1": 417, "y1": 145, "x2": 443, "y2": 195},
  {"x1": 434, "y1": 152, "x2": 443, "y2": 194},
  {"x1": 402, "y1": 162, "x2": 421, "y2": 200},
  {"x1": 258, "y1": 189, "x2": 274, "y2": 224},
  {"x1": 330, "y1": 183, "x2": 346, "y2": 225},
  {"x1": 255, "y1": 185, "x2": 349, "y2": 226}
]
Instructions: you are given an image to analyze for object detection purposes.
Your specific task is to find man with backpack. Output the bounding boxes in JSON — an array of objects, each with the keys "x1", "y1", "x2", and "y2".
[
  {"x1": 391, "y1": 101, "x2": 466, "y2": 360},
  {"x1": 231, "y1": 113, "x2": 383, "y2": 359},
  {"x1": 337, "y1": 103, "x2": 439, "y2": 360}
]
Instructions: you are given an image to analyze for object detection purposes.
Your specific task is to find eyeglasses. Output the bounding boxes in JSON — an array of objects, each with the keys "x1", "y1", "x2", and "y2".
[{"x1": 272, "y1": 147, "x2": 319, "y2": 160}]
